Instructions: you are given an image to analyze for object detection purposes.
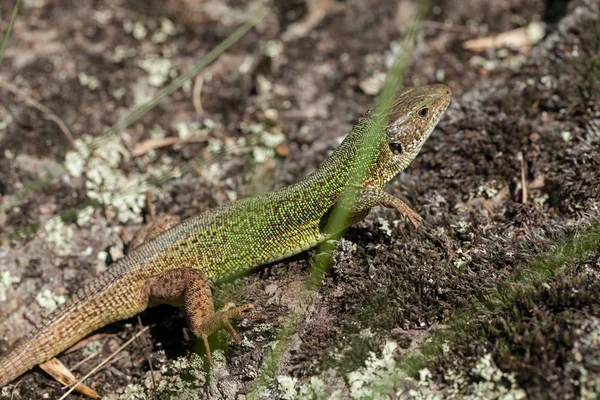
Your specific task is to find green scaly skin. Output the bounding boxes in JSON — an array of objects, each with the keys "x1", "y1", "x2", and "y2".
[{"x1": 0, "y1": 84, "x2": 451, "y2": 387}]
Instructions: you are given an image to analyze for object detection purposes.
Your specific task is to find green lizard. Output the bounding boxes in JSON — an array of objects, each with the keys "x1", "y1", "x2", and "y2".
[{"x1": 0, "y1": 84, "x2": 451, "y2": 388}]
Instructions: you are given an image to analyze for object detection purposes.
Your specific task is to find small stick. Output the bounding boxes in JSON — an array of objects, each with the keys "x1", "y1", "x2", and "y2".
[
  {"x1": 9, "y1": 379, "x2": 22, "y2": 400},
  {"x1": 519, "y1": 152, "x2": 528, "y2": 204},
  {"x1": 137, "y1": 315, "x2": 156, "y2": 396},
  {"x1": 58, "y1": 326, "x2": 150, "y2": 400},
  {"x1": 422, "y1": 20, "x2": 481, "y2": 34},
  {"x1": 0, "y1": 78, "x2": 75, "y2": 145},
  {"x1": 193, "y1": 75, "x2": 204, "y2": 115},
  {"x1": 480, "y1": 199, "x2": 494, "y2": 217},
  {"x1": 69, "y1": 349, "x2": 101, "y2": 372},
  {"x1": 146, "y1": 192, "x2": 156, "y2": 221}
]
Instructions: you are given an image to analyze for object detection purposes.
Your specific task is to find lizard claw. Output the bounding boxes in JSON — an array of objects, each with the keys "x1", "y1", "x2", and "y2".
[{"x1": 196, "y1": 303, "x2": 255, "y2": 365}]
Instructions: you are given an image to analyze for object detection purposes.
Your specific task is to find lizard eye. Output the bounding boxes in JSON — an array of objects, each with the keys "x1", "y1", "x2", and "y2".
[
  {"x1": 418, "y1": 108, "x2": 429, "y2": 118},
  {"x1": 389, "y1": 142, "x2": 403, "y2": 155}
]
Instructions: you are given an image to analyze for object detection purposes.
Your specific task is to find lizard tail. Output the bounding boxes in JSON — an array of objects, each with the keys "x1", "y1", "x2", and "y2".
[
  {"x1": 0, "y1": 336, "x2": 39, "y2": 387},
  {"x1": 0, "y1": 270, "x2": 148, "y2": 387},
  {"x1": 0, "y1": 293, "x2": 107, "y2": 387}
]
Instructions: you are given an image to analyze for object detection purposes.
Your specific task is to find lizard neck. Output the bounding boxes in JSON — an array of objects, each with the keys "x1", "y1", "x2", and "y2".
[{"x1": 303, "y1": 117, "x2": 384, "y2": 193}]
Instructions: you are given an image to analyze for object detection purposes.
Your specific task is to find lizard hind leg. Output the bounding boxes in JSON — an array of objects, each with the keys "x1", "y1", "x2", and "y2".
[{"x1": 148, "y1": 268, "x2": 253, "y2": 365}]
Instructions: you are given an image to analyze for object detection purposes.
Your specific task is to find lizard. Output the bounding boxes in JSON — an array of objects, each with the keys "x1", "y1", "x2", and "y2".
[{"x1": 0, "y1": 84, "x2": 451, "y2": 388}]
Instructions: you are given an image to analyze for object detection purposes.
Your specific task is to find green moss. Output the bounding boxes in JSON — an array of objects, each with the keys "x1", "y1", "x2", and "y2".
[
  {"x1": 422, "y1": 220, "x2": 600, "y2": 355},
  {"x1": 428, "y1": 250, "x2": 600, "y2": 399}
]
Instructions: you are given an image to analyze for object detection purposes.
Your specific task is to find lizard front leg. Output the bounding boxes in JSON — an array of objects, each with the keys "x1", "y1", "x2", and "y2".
[
  {"x1": 352, "y1": 188, "x2": 422, "y2": 229},
  {"x1": 147, "y1": 268, "x2": 252, "y2": 365}
]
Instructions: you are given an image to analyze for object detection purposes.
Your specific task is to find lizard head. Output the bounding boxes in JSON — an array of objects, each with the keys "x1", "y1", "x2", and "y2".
[{"x1": 365, "y1": 84, "x2": 451, "y2": 186}]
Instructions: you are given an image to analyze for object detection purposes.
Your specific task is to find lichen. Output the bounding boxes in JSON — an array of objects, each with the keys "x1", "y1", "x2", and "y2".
[
  {"x1": 277, "y1": 375, "x2": 341, "y2": 400},
  {"x1": 35, "y1": 289, "x2": 67, "y2": 314},
  {"x1": 138, "y1": 56, "x2": 176, "y2": 87},
  {"x1": 78, "y1": 72, "x2": 100, "y2": 91},
  {"x1": 43, "y1": 216, "x2": 74, "y2": 256},
  {"x1": 347, "y1": 341, "x2": 406, "y2": 399},
  {"x1": 407, "y1": 354, "x2": 526, "y2": 400},
  {"x1": 0, "y1": 271, "x2": 20, "y2": 303},
  {"x1": 64, "y1": 134, "x2": 149, "y2": 224}
]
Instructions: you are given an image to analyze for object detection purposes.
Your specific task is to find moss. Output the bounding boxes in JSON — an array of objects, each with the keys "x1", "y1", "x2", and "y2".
[{"x1": 428, "y1": 251, "x2": 600, "y2": 399}]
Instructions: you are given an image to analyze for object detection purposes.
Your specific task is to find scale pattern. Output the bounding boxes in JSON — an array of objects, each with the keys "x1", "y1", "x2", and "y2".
[{"x1": 0, "y1": 84, "x2": 451, "y2": 387}]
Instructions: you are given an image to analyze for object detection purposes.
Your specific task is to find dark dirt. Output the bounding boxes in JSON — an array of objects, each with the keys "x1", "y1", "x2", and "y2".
[{"x1": 0, "y1": 0, "x2": 599, "y2": 399}]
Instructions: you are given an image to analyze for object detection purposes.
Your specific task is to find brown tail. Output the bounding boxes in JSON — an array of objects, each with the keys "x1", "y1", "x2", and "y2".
[
  {"x1": 0, "y1": 294, "x2": 107, "y2": 387},
  {"x1": 0, "y1": 269, "x2": 148, "y2": 387},
  {"x1": 0, "y1": 334, "x2": 41, "y2": 387}
]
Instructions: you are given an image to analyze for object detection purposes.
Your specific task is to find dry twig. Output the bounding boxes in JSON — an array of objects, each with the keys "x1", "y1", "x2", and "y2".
[
  {"x1": 193, "y1": 74, "x2": 205, "y2": 115},
  {"x1": 0, "y1": 78, "x2": 75, "y2": 145},
  {"x1": 58, "y1": 326, "x2": 150, "y2": 400}
]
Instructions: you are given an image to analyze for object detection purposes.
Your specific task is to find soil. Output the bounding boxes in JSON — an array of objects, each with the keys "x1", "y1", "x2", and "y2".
[{"x1": 0, "y1": 0, "x2": 599, "y2": 399}]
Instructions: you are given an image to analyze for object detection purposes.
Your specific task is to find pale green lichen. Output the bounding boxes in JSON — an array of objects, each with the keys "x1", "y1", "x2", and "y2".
[
  {"x1": 109, "y1": 383, "x2": 147, "y2": 400},
  {"x1": 43, "y1": 216, "x2": 74, "y2": 256},
  {"x1": 263, "y1": 40, "x2": 283, "y2": 59},
  {"x1": 82, "y1": 339, "x2": 103, "y2": 357},
  {"x1": 240, "y1": 122, "x2": 265, "y2": 135},
  {"x1": 476, "y1": 181, "x2": 500, "y2": 198},
  {"x1": 238, "y1": 55, "x2": 255, "y2": 74},
  {"x1": 571, "y1": 320, "x2": 600, "y2": 399},
  {"x1": 138, "y1": 56, "x2": 176, "y2": 87},
  {"x1": 252, "y1": 147, "x2": 274, "y2": 163},
  {"x1": 176, "y1": 121, "x2": 211, "y2": 140},
  {"x1": 0, "y1": 105, "x2": 13, "y2": 134},
  {"x1": 78, "y1": 72, "x2": 100, "y2": 91},
  {"x1": 561, "y1": 131, "x2": 572, "y2": 142},
  {"x1": 64, "y1": 135, "x2": 149, "y2": 224},
  {"x1": 526, "y1": 22, "x2": 546, "y2": 45},
  {"x1": 112, "y1": 45, "x2": 137, "y2": 63},
  {"x1": 123, "y1": 19, "x2": 147, "y2": 40},
  {"x1": 452, "y1": 248, "x2": 472, "y2": 269},
  {"x1": 261, "y1": 131, "x2": 286, "y2": 149},
  {"x1": 65, "y1": 150, "x2": 86, "y2": 178},
  {"x1": 76, "y1": 205, "x2": 95, "y2": 227},
  {"x1": 469, "y1": 355, "x2": 526, "y2": 400},
  {"x1": 149, "y1": 124, "x2": 167, "y2": 140},
  {"x1": 35, "y1": 289, "x2": 66, "y2": 314},
  {"x1": 377, "y1": 217, "x2": 393, "y2": 237},
  {"x1": 151, "y1": 18, "x2": 177, "y2": 44},
  {"x1": 199, "y1": 0, "x2": 269, "y2": 26},
  {"x1": 277, "y1": 376, "x2": 341, "y2": 400},
  {"x1": 107, "y1": 353, "x2": 209, "y2": 399},
  {"x1": 347, "y1": 341, "x2": 406, "y2": 399},
  {"x1": 112, "y1": 87, "x2": 126, "y2": 100},
  {"x1": 409, "y1": 354, "x2": 527, "y2": 400},
  {"x1": 152, "y1": 352, "x2": 208, "y2": 396},
  {"x1": 237, "y1": 122, "x2": 285, "y2": 163},
  {"x1": 23, "y1": 0, "x2": 46, "y2": 8},
  {"x1": 441, "y1": 341, "x2": 451, "y2": 354},
  {"x1": 0, "y1": 271, "x2": 21, "y2": 303},
  {"x1": 256, "y1": 74, "x2": 273, "y2": 94},
  {"x1": 576, "y1": 366, "x2": 600, "y2": 400},
  {"x1": 276, "y1": 341, "x2": 527, "y2": 399}
]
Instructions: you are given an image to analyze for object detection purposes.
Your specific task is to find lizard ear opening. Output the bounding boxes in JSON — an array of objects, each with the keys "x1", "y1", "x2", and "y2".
[{"x1": 389, "y1": 142, "x2": 404, "y2": 155}]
